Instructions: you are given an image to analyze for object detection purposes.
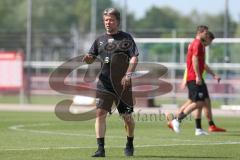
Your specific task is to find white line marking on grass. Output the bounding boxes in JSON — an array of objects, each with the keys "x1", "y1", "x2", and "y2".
[
  {"x1": 8, "y1": 123, "x2": 125, "y2": 139},
  {"x1": 5, "y1": 123, "x2": 240, "y2": 152},
  {"x1": 1, "y1": 141, "x2": 240, "y2": 152},
  {"x1": 1, "y1": 146, "x2": 98, "y2": 151},
  {"x1": 135, "y1": 141, "x2": 240, "y2": 147},
  {"x1": 8, "y1": 124, "x2": 197, "y2": 142},
  {"x1": 8, "y1": 123, "x2": 240, "y2": 149},
  {"x1": 8, "y1": 123, "x2": 229, "y2": 143}
]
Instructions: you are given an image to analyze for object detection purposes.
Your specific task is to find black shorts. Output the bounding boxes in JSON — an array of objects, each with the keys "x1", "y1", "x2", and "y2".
[
  {"x1": 95, "y1": 81, "x2": 134, "y2": 115},
  {"x1": 187, "y1": 80, "x2": 209, "y2": 102}
]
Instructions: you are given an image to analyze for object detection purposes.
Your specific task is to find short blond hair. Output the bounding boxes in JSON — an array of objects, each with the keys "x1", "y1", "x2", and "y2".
[{"x1": 103, "y1": 8, "x2": 121, "y2": 23}]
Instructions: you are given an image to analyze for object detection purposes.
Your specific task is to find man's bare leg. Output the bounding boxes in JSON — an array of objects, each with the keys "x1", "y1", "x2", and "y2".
[
  {"x1": 92, "y1": 108, "x2": 108, "y2": 157},
  {"x1": 122, "y1": 114, "x2": 135, "y2": 156},
  {"x1": 95, "y1": 108, "x2": 108, "y2": 138}
]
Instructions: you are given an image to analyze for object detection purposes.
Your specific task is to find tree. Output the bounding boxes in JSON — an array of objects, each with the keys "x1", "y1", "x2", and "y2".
[
  {"x1": 136, "y1": 6, "x2": 179, "y2": 30},
  {"x1": 0, "y1": 0, "x2": 26, "y2": 32},
  {"x1": 96, "y1": 0, "x2": 114, "y2": 32},
  {"x1": 31, "y1": 0, "x2": 78, "y2": 32},
  {"x1": 73, "y1": 0, "x2": 91, "y2": 33}
]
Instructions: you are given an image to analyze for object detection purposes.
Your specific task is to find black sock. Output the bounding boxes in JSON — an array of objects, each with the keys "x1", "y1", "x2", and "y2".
[
  {"x1": 209, "y1": 120, "x2": 215, "y2": 126},
  {"x1": 97, "y1": 138, "x2": 105, "y2": 150},
  {"x1": 177, "y1": 112, "x2": 187, "y2": 122},
  {"x1": 126, "y1": 136, "x2": 134, "y2": 147},
  {"x1": 195, "y1": 119, "x2": 202, "y2": 129}
]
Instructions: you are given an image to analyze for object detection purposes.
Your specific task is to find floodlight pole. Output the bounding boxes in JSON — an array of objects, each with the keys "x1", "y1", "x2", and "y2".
[
  {"x1": 223, "y1": 0, "x2": 230, "y2": 105},
  {"x1": 91, "y1": 0, "x2": 97, "y2": 40},
  {"x1": 171, "y1": 29, "x2": 177, "y2": 104},
  {"x1": 224, "y1": 0, "x2": 229, "y2": 39},
  {"x1": 26, "y1": 0, "x2": 32, "y2": 103},
  {"x1": 122, "y1": 0, "x2": 127, "y2": 31},
  {"x1": 223, "y1": 0, "x2": 230, "y2": 62}
]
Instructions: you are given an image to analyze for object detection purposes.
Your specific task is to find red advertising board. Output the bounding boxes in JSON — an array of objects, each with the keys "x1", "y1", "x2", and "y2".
[{"x1": 0, "y1": 52, "x2": 23, "y2": 90}]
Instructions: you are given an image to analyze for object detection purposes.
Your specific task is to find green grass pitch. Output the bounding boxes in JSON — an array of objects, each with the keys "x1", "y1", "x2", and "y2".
[{"x1": 0, "y1": 111, "x2": 240, "y2": 160}]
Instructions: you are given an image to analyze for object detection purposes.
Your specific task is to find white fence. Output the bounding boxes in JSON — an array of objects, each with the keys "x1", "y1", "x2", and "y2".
[{"x1": 21, "y1": 38, "x2": 240, "y2": 106}]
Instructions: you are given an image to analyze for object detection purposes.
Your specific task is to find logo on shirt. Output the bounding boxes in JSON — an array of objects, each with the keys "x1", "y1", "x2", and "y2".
[
  {"x1": 108, "y1": 38, "x2": 114, "y2": 43},
  {"x1": 95, "y1": 98, "x2": 104, "y2": 106},
  {"x1": 198, "y1": 92, "x2": 203, "y2": 98}
]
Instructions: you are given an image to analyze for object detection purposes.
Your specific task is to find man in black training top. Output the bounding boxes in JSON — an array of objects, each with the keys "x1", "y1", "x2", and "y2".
[{"x1": 83, "y1": 8, "x2": 139, "y2": 157}]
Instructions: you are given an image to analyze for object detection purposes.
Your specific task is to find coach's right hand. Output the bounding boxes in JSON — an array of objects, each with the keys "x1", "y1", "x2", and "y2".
[
  {"x1": 82, "y1": 54, "x2": 95, "y2": 64},
  {"x1": 214, "y1": 75, "x2": 221, "y2": 84},
  {"x1": 121, "y1": 75, "x2": 131, "y2": 91}
]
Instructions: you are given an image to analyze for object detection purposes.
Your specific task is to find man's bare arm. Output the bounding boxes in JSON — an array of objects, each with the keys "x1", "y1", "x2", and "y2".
[{"x1": 192, "y1": 55, "x2": 202, "y2": 85}]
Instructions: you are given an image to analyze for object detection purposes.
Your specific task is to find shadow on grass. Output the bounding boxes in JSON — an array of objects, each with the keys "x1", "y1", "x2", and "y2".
[
  {"x1": 221, "y1": 130, "x2": 240, "y2": 136},
  {"x1": 133, "y1": 155, "x2": 231, "y2": 159}
]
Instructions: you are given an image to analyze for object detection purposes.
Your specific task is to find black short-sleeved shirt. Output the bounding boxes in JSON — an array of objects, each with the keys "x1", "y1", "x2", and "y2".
[{"x1": 88, "y1": 31, "x2": 139, "y2": 91}]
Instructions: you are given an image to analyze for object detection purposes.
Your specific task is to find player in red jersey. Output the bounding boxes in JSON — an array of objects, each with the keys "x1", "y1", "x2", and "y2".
[
  {"x1": 168, "y1": 28, "x2": 223, "y2": 134},
  {"x1": 176, "y1": 67, "x2": 226, "y2": 134},
  {"x1": 168, "y1": 26, "x2": 226, "y2": 135}
]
